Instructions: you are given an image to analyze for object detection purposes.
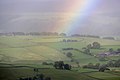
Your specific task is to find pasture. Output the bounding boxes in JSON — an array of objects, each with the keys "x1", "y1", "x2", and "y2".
[
  {"x1": 0, "y1": 67, "x2": 120, "y2": 80},
  {"x1": 0, "y1": 36, "x2": 120, "y2": 80}
]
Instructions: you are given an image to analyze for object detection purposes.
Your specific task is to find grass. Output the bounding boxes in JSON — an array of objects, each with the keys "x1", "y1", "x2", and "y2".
[
  {"x1": 0, "y1": 36, "x2": 120, "y2": 64},
  {"x1": 62, "y1": 50, "x2": 103, "y2": 66},
  {"x1": 0, "y1": 67, "x2": 119, "y2": 80},
  {"x1": 86, "y1": 71, "x2": 120, "y2": 80},
  {"x1": 0, "y1": 68, "x2": 98, "y2": 80},
  {"x1": 0, "y1": 46, "x2": 69, "y2": 61},
  {"x1": 0, "y1": 36, "x2": 120, "y2": 80}
]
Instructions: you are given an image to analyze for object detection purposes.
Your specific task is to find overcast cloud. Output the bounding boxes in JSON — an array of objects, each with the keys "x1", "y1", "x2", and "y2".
[{"x1": 0, "y1": 0, "x2": 120, "y2": 36}]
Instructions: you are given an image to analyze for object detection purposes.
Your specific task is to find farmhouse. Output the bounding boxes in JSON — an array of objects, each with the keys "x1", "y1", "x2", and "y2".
[{"x1": 98, "y1": 51, "x2": 120, "y2": 57}]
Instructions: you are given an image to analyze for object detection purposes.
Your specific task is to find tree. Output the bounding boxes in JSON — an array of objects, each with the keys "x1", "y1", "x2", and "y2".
[
  {"x1": 99, "y1": 65, "x2": 107, "y2": 72},
  {"x1": 87, "y1": 44, "x2": 92, "y2": 49},
  {"x1": 114, "y1": 59, "x2": 120, "y2": 67},
  {"x1": 66, "y1": 52, "x2": 73, "y2": 58},
  {"x1": 64, "y1": 64, "x2": 71, "y2": 70},
  {"x1": 107, "y1": 61, "x2": 114, "y2": 67},
  {"x1": 54, "y1": 61, "x2": 64, "y2": 69},
  {"x1": 54, "y1": 61, "x2": 71, "y2": 70},
  {"x1": 92, "y1": 42, "x2": 101, "y2": 49},
  {"x1": 60, "y1": 33, "x2": 66, "y2": 36},
  {"x1": 109, "y1": 48, "x2": 114, "y2": 52},
  {"x1": 117, "y1": 48, "x2": 120, "y2": 52},
  {"x1": 95, "y1": 63, "x2": 100, "y2": 68},
  {"x1": 84, "y1": 48, "x2": 91, "y2": 55},
  {"x1": 99, "y1": 64, "x2": 110, "y2": 72}
]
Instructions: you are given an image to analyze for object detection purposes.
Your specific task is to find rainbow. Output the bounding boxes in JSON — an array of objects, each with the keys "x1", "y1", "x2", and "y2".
[{"x1": 53, "y1": 0, "x2": 101, "y2": 34}]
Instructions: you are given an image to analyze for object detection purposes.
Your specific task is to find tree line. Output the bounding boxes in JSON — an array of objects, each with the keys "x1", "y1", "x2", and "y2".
[
  {"x1": 71, "y1": 34, "x2": 100, "y2": 38},
  {"x1": 0, "y1": 32, "x2": 66, "y2": 36}
]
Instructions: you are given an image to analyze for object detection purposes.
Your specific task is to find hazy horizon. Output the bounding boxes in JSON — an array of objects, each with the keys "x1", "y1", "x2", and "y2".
[{"x1": 0, "y1": 0, "x2": 120, "y2": 36}]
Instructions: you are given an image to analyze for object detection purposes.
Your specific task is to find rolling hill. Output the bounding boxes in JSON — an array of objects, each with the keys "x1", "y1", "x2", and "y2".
[{"x1": 0, "y1": 36, "x2": 120, "y2": 64}]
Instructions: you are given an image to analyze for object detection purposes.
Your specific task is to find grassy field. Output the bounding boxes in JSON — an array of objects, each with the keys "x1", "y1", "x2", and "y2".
[
  {"x1": 0, "y1": 36, "x2": 120, "y2": 80},
  {"x1": 0, "y1": 67, "x2": 120, "y2": 80},
  {"x1": 0, "y1": 36, "x2": 120, "y2": 64},
  {"x1": 0, "y1": 67, "x2": 96, "y2": 80},
  {"x1": 85, "y1": 71, "x2": 120, "y2": 80}
]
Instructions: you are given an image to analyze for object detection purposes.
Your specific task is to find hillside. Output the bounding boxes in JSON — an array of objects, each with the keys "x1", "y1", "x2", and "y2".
[
  {"x1": 0, "y1": 36, "x2": 70, "y2": 62},
  {"x1": 0, "y1": 36, "x2": 120, "y2": 64}
]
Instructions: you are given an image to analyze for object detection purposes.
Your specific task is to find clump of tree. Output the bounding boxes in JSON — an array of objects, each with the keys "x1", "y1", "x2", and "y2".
[
  {"x1": 54, "y1": 61, "x2": 71, "y2": 70},
  {"x1": 108, "y1": 48, "x2": 120, "y2": 53},
  {"x1": 83, "y1": 48, "x2": 91, "y2": 55},
  {"x1": 106, "y1": 59, "x2": 120, "y2": 67},
  {"x1": 107, "y1": 61, "x2": 114, "y2": 67},
  {"x1": 60, "y1": 33, "x2": 66, "y2": 36},
  {"x1": 87, "y1": 44, "x2": 92, "y2": 49},
  {"x1": 82, "y1": 42, "x2": 101, "y2": 55},
  {"x1": 86, "y1": 42, "x2": 101, "y2": 49},
  {"x1": 54, "y1": 61, "x2": 64, "y2": 69},
  {"x1": 102, "y1": 37, "x2": 115, "y2": 40},
  {"x1": 82, "y1": 47, "x2": 91, "y2": 55},
  {"x1": 62, "y1": 48, "x2": 74, "y2": 50},
  {"x1": 64, "y1": 64, "x2": 72, "y2": 70},
  {"x1": 42, "y1": 62, "x2": 53, "y2": 65},
  {"x1": 83, "y1": 63, "x2": 111, "y2": 72},
  {"x1": 109, "y1": 48, "x2": 114, "y2": 52},
  {"x1": 106, "y1": 48, "x2": 120, "y2": 55},
  {"x1": 83, "y1": 63, "x2": 100, "y2": 69},
  {"x1": 92, "y1": 42, "x2": 101, "y2": 49},
  {"x1": 114, "y1": 59, "x2": 120, "y2": 67},
  {"x1": 98, "y1": 59, "x2": 120, "y2": 72},
  {"x1": 99, "y1": 65, "x2": 110, "y2": 72},
  {"x1": 66, "y1": 52, "x2": 73, "y2": 58}
]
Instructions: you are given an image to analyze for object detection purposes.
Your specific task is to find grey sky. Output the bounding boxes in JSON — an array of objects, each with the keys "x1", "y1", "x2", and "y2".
[{"x1": 0, "y1": 0, "x2": 120, "y2": 36}]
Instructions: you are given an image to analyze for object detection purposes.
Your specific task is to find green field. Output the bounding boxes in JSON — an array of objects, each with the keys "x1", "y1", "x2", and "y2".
[
  {"x1": 0, "y1": 68, "x2": 96, "y2": 80},
  {"x1": 1, "y1": 36, "x2": 119, "y2": 64},
  {"x1": 0, "y1": 36, "x2": 120, "y2": 80},
  {"x1": 0, "y1": 67, "x2": 120, "y2": 80}
]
